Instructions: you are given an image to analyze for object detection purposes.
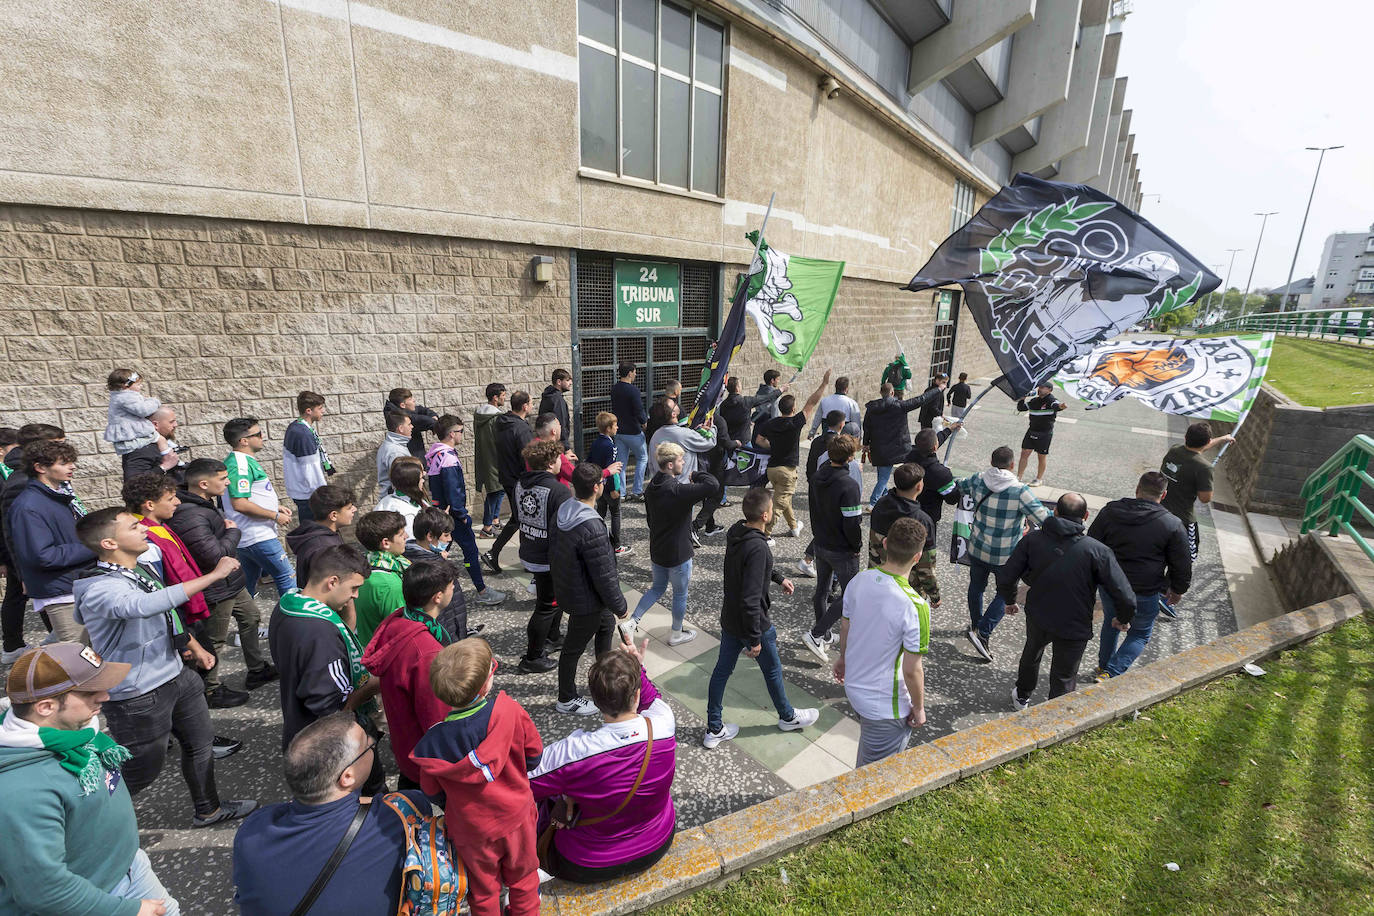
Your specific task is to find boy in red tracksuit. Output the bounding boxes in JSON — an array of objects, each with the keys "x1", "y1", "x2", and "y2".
[{"x1": 411, "y1": 638, "x2": 543, "y2": 916}]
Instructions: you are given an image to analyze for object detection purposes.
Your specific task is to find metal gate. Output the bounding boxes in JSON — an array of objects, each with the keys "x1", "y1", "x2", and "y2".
[
  {"x1": 570, "y1": 252, "x2": 720, "y2": 454},
  {"x1": 927, "y1": 288, "x2": 960, "y2": 379}
]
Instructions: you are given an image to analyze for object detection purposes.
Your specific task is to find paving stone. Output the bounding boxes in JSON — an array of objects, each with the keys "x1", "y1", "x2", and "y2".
[
  {"x1": 546, "y1": 828, "x2": 721, "y2": 916},
  {"x1": 831, "y1": 742, "x2": 960, "y2": 819},
  {"x1": 930, "y1": 717, "x2": 1039, "y2": 776},
  {"x1": 702, "y1": 783, "x2": 852, "y2": 875}
]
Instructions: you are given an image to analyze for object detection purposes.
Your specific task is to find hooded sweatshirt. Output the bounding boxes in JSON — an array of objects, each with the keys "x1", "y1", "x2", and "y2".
[
  {"x1": 646, "y1": 424, "x2": 717, "y2": 482},
  {"x1": 0, "y1": 708, "x2": 141, "y2": 916},
  {"x1": 539, "y1": 385, "x2": 572, "y2": 450},
  {"x1": 472, "y1": 403, "x2": 503, "y2": 494},
  {"x1": 862, "y1": 390, "x2": 938, "y2": 467},
  {"x1": 493, "y1": 412, "x2": 534, "y2": 490},
  {"x1": 955, "y1": 467, "x2": 1049, "y2": 566},
  {"x1": 425, "y1": 441, "x2": 470, "y2": 523},
  {"x1": 549, "y1": 500, "x2": 626, "y2": 617},
  {"x1": 515, "y1": 469, "x2": 570, "y2": 573},
  {"x1": 720, "y1": 521, "x2": 786, "y2": 645},
  {"x1": 73, "y1": 567, "x2": 190, "y2": 701},
  {"x1": 811, "y1": 462, "x2": 863, "y2": 554},
  {"x1": 362, "y1": 610, "x2": 451, "y2": 785},
  {"x1": 410, "y1": 690, "x2": 544, "y2": 841},
  {"x1": 1087, "y1": 497, "x2": 1193, "y2": 596},
  {"x1": 284, "y1": 521, "x2": 343, "y2": 592},
  {"x1": 376, "y1": 431, "x2": 412, "y2": 493},
  {"x1": 643, "y1": 470, "x2": 717, "y2": 568}
]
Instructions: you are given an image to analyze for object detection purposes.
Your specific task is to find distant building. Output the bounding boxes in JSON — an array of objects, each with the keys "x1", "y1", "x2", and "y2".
[
  {"x1": 1270, "y1": 277, "x2": 1313, "y2": 311},
  {"x1": 1311, "y1": 223, "x2": 1374, "y2": 308}
]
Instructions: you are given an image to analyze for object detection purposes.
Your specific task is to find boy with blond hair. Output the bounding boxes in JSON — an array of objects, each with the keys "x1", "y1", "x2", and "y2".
[
  {"x1": 411, "y1": 638, "x2": 544, "y2": 916},
  {"x1": 586, "y1": 411, "x2": 627, "y2": 554}
]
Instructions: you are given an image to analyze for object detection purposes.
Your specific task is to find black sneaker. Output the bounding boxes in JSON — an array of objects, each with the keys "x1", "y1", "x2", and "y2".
[
  {"x1": 211, "y1": 736, "x2": 243, "y2": 759},
  {"x1": 206, "y1": 685, "x2": 250, "y2": 709},
  {"x1": 244, "y1": 664, "x2": 279, "y2": 691},
  {"x1": 702, "y1": 522, "x2": 726, "y2": 537},
  {"x1": 192, "y1": 799, "x2": 258, "y2": 828},
  {"x1": 518, "y1": 655, "x2": 557, "y2": 674},
  {"x1": 466, "y1": 623, "x2": 486, "y2": 636},
  {"x1": 480, "y1": 551, "x2": 502, "y2": 575},
  {"x1": 546, "y1": 632, "x2": 564, "y2": 650},
  {"x1": 1157, "y1": 600, "x2": 1179, "y2": 620}
]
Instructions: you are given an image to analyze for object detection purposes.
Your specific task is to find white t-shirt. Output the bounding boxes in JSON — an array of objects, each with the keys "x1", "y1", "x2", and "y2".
[
  {"x1": 841, "y1": 568, "x2": 930, "y2": 721},
  {"x1": 223, "y1": 451, "x2": 280, "y2": 548}
]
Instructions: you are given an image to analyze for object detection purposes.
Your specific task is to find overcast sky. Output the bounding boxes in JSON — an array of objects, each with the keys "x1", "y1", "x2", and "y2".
[{"x1": 1116, "y1": 0, "x2": 1374, "y2": 292}]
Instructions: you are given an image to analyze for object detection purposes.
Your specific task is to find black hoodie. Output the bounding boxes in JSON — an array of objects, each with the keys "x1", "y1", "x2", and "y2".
[
  {"x1": 1087, "y1": 497, "x2": 1192, "y2": 596},
  {"x1": 514, "y1": 469, "x2": 570, "y2": 572},
  {"x1": 644, "y1": 470, "x2": 718, "y2": 568},
  {"x1": 383, "y1": 398, "x2": 438, "y2": 459},
  {"x1": 493, "y1": 412, "x2": 534, "y2": 490},
  {"x1": 285, "y1": 522, "x2": 342, "y2": 591},
  {"x1": 869, "y1": 490, "x2": 935, "y2": 551},
  {"x1": 720, "y1": 521, "x2": 787, "y2": 645},
  {"x1": 906, "y1": 444, "x2": 959, "y2": 526},
  {"x1": 862, "y1": 390, "x2": 939, "y2": 466},
  {"x1": 811, "y1": 462, "x2": 863, "y2": 554},
  {"x1": 538, "y1": 385, "x2": 571, "y2": 450},
  {"x1": 168, "y1": 489, "x2": 245, "y2": 604},
  {"x1": 0, "y1": 447, "x2": 25, "y2": 565},
  {"x1": 996, "y1": 515, "x2": 1136, "y2": 640}
]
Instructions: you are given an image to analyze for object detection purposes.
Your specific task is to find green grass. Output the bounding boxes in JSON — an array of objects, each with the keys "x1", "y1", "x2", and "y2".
[
  {"x1": 1262, "y1": 338, "x2": 1374, "y2": 407},
  {"x1": 654, "y1": 618, "x2": 1374, "y2": 916}
]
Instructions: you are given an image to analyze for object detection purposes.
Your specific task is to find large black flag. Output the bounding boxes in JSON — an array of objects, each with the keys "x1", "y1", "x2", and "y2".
[
  {"x1": 905, "y1": 173, "x2": 1219, "y2": 398},
  {"x1": 687, "y1": 271, "x2": 751, "y2": 430}
]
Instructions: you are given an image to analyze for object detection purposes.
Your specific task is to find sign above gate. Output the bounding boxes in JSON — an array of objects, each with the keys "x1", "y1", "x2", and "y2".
[{"x1": 615, "y1": 260, "x2": 681, "y2": 329}]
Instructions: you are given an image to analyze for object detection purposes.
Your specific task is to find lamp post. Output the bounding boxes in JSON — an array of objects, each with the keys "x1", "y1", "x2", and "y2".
[
  {"x1": 1282, "y1": 145, "x2": 1342, "y2": 312},
  {"x1": 1221, "y1": 248, "x2": 1243, "y2": 320},
  {"x1": 1203, "y1": 262, "x2": 1225, "y2": 320},
  {"x1": 1240, "y1": 211, "x2": 1278, "y2": 316}
]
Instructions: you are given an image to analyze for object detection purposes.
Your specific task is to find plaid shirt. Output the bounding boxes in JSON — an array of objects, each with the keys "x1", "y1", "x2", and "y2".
[{"x1": 955, "y1": 473, "x2": 1049, "y2": 566}]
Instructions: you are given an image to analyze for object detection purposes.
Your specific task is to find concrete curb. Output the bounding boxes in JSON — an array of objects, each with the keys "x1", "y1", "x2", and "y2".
[{"x1": 542, "y1": 594, "x2": 1367, "y2": 914}]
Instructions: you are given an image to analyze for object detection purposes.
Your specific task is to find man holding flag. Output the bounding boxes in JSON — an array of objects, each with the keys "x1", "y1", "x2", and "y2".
[{"x1": 760, "y1": 372, "x2": 832, "y2": 541}]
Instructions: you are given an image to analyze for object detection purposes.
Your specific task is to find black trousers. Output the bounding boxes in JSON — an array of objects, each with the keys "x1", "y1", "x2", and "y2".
[
  {"x1": 1, "y1": 564, "x2": 27, "y2": 652},
  {"x1": 596, "y1": 488, "x2": 622, "y2": 548},
  {"x1": 811, "y1": 547, "x2": 860, "y2": 639},
  {"x1": 1015, "y1": 615, "x2": 1088, "y2": 702},
  {"x1": 557, "y1": 609, "x2": 616, "y2": 702},
  {"x1": 489, "y1": 485, "x2": 519, "y2": 558},
  {"x1": 524, "y1": 571, "x2": 559, "y2": 661},
  {"x1": 694, "y1": 454, "x2": 727, "y2": 528}
]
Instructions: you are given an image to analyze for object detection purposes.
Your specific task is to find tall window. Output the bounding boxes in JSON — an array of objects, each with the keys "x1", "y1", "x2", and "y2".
[
  {"x1": 951, "y1": 180, "x2": 976, "y2": 232},
  {"x1": 577, "y1": 0, "x2": 726, "y2": 196}
]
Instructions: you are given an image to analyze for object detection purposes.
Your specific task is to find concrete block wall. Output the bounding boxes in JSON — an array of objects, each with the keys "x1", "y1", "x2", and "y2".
[{"x1": 0, "y1": 204, "x2": 572, "y2": 509}]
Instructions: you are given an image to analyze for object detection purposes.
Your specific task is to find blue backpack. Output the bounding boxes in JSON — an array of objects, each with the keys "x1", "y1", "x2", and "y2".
[{"x1": 378, "y1": 792, "x2": 466, "y2": 915}]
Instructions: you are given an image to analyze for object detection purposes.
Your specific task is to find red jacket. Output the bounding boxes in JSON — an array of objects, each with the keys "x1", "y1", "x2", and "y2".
[
  {"x1": 136, "y1": 516, "x2": 210, "y2": 621},
  {"x1": 361, "y1": 610, "x2": 450, "y2": 785},
  {"x1": 410, "y1": 691, "x2": 543, "y2": 839}
]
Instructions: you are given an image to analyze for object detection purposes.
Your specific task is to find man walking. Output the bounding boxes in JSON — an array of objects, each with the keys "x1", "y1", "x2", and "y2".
[
  {"x1": 1001, "y1": 493, "x2": 1135, "y2": 707},
  {"x1": 120, "y1": 407, "x2": 187, "y2": 485},
  {"x1": 949, "y1": 372, "x2": 972, "y2": 418},
  {"x1": 515, "y1": 439, "x2": 572, "y2": 674},
  {"x1": 718, "y1": 375, "x2": 782, "y2": 448},
  {"x1": 748, "y1": 370, "x2": 785, "y2": 446},
  {"x1": 906, "y1": 428, "x2": 960, "y2": 557},
  {"x1": 610, "y1": 363, "x2": 649, "y2": 499},
  {"x1": 917, "y1": 373, "x2": 948, "y2": 430},
  {"x1": 1159, "y1": 421, "x2": 1234, "y2": 567},
  {"x1": 282, "y1": 390, "x2": 334, "y2": 523},
  {"x1": 538, "y1": 369, "x2": 574, "y2": 452},
  {"x1": 221, "y1": 418, "x2": 294, "y2": 603},
  {"x1": 473, "y1": 382, "x2": 507, "y2": 538},
  {"x1": 862, "y1": 382, "x2": 942, "y2": 507},
  {"x1": 383, "y1": 388, "x2": 438, "y2": 459},
  {"x1": 798, "y1": 408, "x2": 845, "y2": 578},
  {"x1": 869, "y1": 463, "x2": 939, "y2": 607},
  {"x1": 956, "y1": 446, "x2": 1050, "y2": 662},
  {"x1": 833, "y1": 517, "x2": 929, "y2": 766},
  {"x1": 426, "y1": 414, "x2": 506, "y2": 606},
  {"x1": 802, "y1": 434, "x2": 863, "y2": 663},
  {"x1": 1091, "y1": 472, "x2": 1192, "y2": 678},
  {"x1": 703, "y1": 488, "x2": 820, "y2": 749},
  {"x1": 760, "y1": 370, "x2": 831, "y2": 539},
  {"x1": 481, "y1": 390, "x2": 533, "y2": 573},
  {"x1": 1016, "y1": 381, "x2": 1068, "y2": 486},
  {"x1": 809, "y1": 376, "x2": 862, "y2": 437}
]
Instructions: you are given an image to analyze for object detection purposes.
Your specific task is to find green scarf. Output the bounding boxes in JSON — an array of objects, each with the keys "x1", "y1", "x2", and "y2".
[
  {"x1": 0, "y1": 710, "x2": 131, "y2": 796},
  {"x1": 444, "y1": 696, "x2": 488, "y2": 722},
  {"x1": 402, "y1": 607, "x2": 451, "y2": 646},
  {"x1": 367, "y1": 550, "x2": 411, "y2": 575},
  {"x1": 277, "y1": 590, "x2": 367, "y2": 690}
]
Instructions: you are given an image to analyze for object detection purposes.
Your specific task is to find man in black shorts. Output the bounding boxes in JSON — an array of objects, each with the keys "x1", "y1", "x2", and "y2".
[
  {"x1": 1016, "y1": 382, "x2": 1067, "y2": 486},
  {"x1": 1158, "y1": 421, "x2": 1234, "y2": 618}
]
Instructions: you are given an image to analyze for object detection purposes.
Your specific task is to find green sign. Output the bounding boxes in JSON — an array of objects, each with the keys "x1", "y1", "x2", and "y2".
[
  {"x1": 936, "y1": 289, "x2": 953, "y2": 321},
  {"x1": 615, "y1": 260, "x2": 681, "y2": 329}
]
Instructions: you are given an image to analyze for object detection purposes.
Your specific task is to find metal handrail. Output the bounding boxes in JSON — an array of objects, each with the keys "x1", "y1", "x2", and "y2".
[
  {"x1": 1197, "y1": 306, "x2": 1373, "y2": 343},
  {"x1": 1300, "y1": 434, "x2": 1374, "y2": 564}
]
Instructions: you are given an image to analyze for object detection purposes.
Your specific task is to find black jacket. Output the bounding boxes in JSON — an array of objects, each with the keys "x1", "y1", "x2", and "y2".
[
  {"x1": 0, "y1": 448, "x2": 30, "y2": 566},
  {"x1": 402, "y1": 543, "x2": 469, "y2": 640},
  {"x1": 285, "y1": 522, "x2": 343, "y2": 591},
  {"x1": 806, "y1": 429, "x2": 837, "y2": 487},
  {"x1": 549, "y1": 500, "x2": 626, "y2": 617},
  {"x1": 1087, "y1": 497, "x2": 1192, "y2": 596},
  {"x1": 949, "y1": 381, "x2": 972, "y2": 408},
  {"x1": 720, "y1": 521, "x2": 786, "y2": 645},
  {"x1": 268, "y1": 607, "x2": 351, "y2": 751},
  {"x1": 515, "y1": 469, "x2": 570, "y2": 572},
  {"x1": 538, "y1": 386, "x2": 571, "y2": 451},
  {"x1": 996, "y1": 515, "x2": 1136, "y2": 640},
  {"x1": 168, "y1": 490, "x2": 245, "y2": 603},
  {"x1": 812, "y1": 462, "x2": 862, "y2": 554},
  {"x1": 643, "y1": 470, "x2": 718, "y2": 567},
  {"x1": 869, "y1": 490, "x2": 935, "y2": 551},
  {"x1": 493, "y1": 412, "x2": 534, "y2": 490},
  {"x1": 610, "y1": 380, "x2": 647, "y2": 436},
  {"x1": 383, "y1": 399, "x2": 439, "y2": 459},
  {"x1": 917, "y1": 385, "x2": 945, "y2": 429},
  {"x1": 121, "y1": 442, "x2": 187, "y2": 486},
  {"x1": 906, "y1": 444, "x2": 960, "y2": 526},
  {"x1": 862, "y1": 390, "x2": 938, "y2": 466},
  {"x1": 718, "y1": 390, "x2": 779, "y2": 445}
]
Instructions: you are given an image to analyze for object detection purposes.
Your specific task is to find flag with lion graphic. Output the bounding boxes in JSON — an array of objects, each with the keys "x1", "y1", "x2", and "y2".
[{"x1": 1053, "y1": 333, "x2": 1274, "y2": 422}]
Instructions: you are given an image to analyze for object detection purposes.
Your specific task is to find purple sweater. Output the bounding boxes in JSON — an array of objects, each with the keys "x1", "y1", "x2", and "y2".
[{"x1": 529, "y1": 670, "x2": 676, "y2": 868}]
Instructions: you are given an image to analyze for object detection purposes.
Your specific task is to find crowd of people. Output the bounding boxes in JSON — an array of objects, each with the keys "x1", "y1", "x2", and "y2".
[{"x1": 0, "y1": 357, "x2": 1232, "y2": 914}]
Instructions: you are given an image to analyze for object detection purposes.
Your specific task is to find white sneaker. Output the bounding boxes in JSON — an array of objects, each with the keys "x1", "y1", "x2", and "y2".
[
  {"x1": 1030, "y1": 478, "x2": 1044, "y2": 487},
  {"x1": 765, "y1": 537, "x2": 777, "y2": 549},
  {"x1": 796, "y1": 558, "x2": 817, "y2": 578},
  {"x1": 788, "y1": 522, "x2": 804, "y2": 538},
  {"x1": 228, "y1": 631, "x2": 242, "y2": 648},
  {"x1": 1010, "y1": 684, "x2": 1029, "y2": 711},
  {"x1": 555, "y1": 696, "x2": 599, "y2": 716},
  {"x1": 824, "y1": 631, "x2": 840, "y2": 648},
  {"x1": 702, "y1": 723, "x2": 739, "y2": 749},
  {"x1": 1, "y1": 645, "x2": 32, "y2": 665},
  {"x1": 667, "y1": 626, "x2": 697, "y2": 646},
  {"x1": 779, "y1": 708, "x2": 820, "y2": 731},
  {"x1": 801, "y1": 631, "x2": 829, "y2": 664},
  {"x1": 526, "y1": 578, "x2": 537, "y2": 596}
]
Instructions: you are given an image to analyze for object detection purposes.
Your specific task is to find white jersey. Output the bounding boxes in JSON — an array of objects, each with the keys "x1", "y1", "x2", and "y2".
[{"x1": 841, "y1": 568, "x2": 929, "y2": 721}]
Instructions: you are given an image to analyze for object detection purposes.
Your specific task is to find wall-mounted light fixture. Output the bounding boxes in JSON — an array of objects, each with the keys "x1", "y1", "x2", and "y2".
[
  {"x1": 532, "y1": 255, "x2": 554, "y2": 283},
  {"x1": 819, "y1": 76, "x2": 840, "y2": 100}
]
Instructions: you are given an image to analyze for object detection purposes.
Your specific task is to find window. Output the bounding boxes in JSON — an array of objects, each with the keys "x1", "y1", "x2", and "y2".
[
  {"x1": 1360, "y1": 267, "x2": 1374, "y2": 281},
  {"x1": 577, "y1": 0, "x2": 726, "y2": 196},
  {"x1": 951, "y1": 180, "x2": 976, "y2": 232},
  {"x1": 1325, "y1": 283, "x2": 1335, "y2": 289},
  {"x1": 1366, "y1": 237, "x2": 1374, "y2": 252},
  {"x1": 1356, "y1": 281, "x2": 1374, "y2": 294},
  {"x1": 1328, "y1": 270, "x2": 1340, "y2": 277}
]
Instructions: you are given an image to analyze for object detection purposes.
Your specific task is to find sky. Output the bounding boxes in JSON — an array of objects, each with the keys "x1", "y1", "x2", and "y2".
[{"x1": 1116, "y1": 0, "x2": 1374, "y2": 293}]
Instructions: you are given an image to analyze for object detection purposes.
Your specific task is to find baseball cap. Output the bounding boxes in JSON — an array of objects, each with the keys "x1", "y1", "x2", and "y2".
[{"x1": 6, "y1": 643, "x2": 131, "y2": 704}]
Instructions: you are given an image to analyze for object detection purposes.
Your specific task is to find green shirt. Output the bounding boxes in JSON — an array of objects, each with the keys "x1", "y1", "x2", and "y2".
[{"x1": 355, "y1": 569, "x2": 404, "y2": 647}]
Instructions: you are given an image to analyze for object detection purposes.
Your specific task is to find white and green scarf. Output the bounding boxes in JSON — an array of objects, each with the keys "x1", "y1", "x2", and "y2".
[
  {"x1": 0, "y1": 708, "x2": 130, "y2": 796},
  {"x1": 277, "y1": 590, "x2": 368, "y2": 690}
]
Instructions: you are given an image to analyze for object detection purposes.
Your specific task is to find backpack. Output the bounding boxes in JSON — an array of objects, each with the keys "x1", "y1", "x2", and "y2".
[{"x1": 378, "y1": 792, "x2": 466, "y2": 916}]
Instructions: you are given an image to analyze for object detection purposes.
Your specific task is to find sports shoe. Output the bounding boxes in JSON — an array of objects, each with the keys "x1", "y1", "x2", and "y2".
[
  {"x1": 556, "y1": 696, "x2": 599, "y2": 716},
  {"x1": 690, "y1": 528, "x2": 703, "y2": 549},
  {"x1": 1, "y1": 644, "x2": 33, "y2": 665},
  {"x1": 615, "y1": 544, "x2": 634, "y2": 556},
  {"x1": 801, "y1": 631, "x2": 829, "y2": 664},
  {"x1": 481, "y1": 551, "x2": 502, "y2": 575},
  {"x1": 796, "y1": 557, "x2": 817, "y2": 578},
  {"x1": 1030, "y1": 478, "x2": 1044, "y2": 487},
  {"x1": 778, "y1": 708, "x2": 820, "y2": 731},
  {"x1": 256, "y1": 626, "x2": 269, "y2": 641},
  {"x1": 765, "y1": 537, "x2": 777, "y2": 549},
  {"x1": 478, "y1": 526, "x2": 496, "y2": 539},
  {"x1": 824, "y1": 631, "x2": 840, "y2": 648},
  {"x1": 545, "y1": 632, "x2": 564, "y2": 650},
  {"x1": 1091, "y1": 666, "x2": 1112, "y2": 683},
  {"x1": 1158, "y1": 600, "x2": 1179, "y2": 621},
  {"x1": 206, "y1": 685, "x2": 250, "y2": 709},
  {"x1": 244, "y1": 663, "x2": 279, "y2": 691},
  {"x1": 967, "y1": 628, "x2": 993, "y2": 662},
  {"x1": 211, "y1": 736, "x2": 243, "y2": 759},
  {"x1": 475, "y1": 588, "x2": 506, "y2": 606},
  {"x1": 518, "y1": 655, "x2": 557, "y2": 674},
  {"x1": 467, "y1": 623, "x2": 486, "y2": 636},
  {"x1": 702, "y1": 723, "x2": 739, "y2": 749},
  {"x1": 526, "y1": 577, "x2": 537, "y2": 596},
  {"x1": 701, "y1": 522, "x2": 725, "y2": 537},
  {"x1": 667, "y1": 625, "x2": 697, "y2": 646},
  {"x1": 1010, "y1": 685, "x2": 1029, "y2": 711},
  {"x1": 192, "y1": 799, "x2": 257, "y2": 828},
  {"x1": 785, "y1": 522, "x2": 804, "y2": 538}
]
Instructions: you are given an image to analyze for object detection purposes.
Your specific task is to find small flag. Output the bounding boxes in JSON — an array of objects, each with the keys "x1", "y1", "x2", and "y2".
[
  {"x1": 1054, "y1": 333, "x2": 1275, "y2": 422},
  {"x1": 744, "y1": 231, "x2": 844, "y2": 369},
  {"x1": 905, "y1": 173, "x2": 1219, "y2": 398}
]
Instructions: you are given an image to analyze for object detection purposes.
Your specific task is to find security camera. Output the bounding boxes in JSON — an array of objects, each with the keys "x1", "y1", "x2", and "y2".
[{"x1": 819, "y1": 76, "x2": 840, "y2": 100}]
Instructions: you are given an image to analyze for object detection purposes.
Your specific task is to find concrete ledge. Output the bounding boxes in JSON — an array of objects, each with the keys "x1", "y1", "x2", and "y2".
[{"x1": 542, "y1": 595, "x2": 1365, "y2": 914}]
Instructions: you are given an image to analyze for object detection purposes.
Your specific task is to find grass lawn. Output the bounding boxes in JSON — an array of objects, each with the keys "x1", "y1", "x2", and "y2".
[
  {"x1": 1262, "y1": 338, "x2": 1373, "y2": 407},
  {"x1": 654, "y1": 617, "x2": 1374, "y2": 916}
]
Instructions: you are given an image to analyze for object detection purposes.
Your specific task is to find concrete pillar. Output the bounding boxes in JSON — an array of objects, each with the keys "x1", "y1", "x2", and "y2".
[
  {"x1": 972, "y1": 0, "x2": 1083, "y2": 148},
  {"x1": 1088, "y1": 94, "x2": 1126, "y2": 192},
  {"x1": 1012, "y1": 0, "x2": 1111, "y2": 174},
  {"x1": 907, "y1": 0, "x2": 1036, "y2": 96},
  {"x1": 1056, "y1": 74, "x2": 1116, "y2": 183},
  {"x1": 1113, "y1": 134, "x2": 1135, "y2": 199}
]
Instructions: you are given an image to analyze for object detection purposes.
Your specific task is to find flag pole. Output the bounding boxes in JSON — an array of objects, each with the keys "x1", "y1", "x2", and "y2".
[
  {"x1": 1211, "y1": 408, "x2": 1250, "y2": 467},
  {"x1": 941, "y1": 382, "x2": 998, "y2": 463}
]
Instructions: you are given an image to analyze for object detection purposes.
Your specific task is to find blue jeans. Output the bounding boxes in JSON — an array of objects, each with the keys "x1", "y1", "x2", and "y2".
[
  {"x1": 110, "y1": 849, "x2": 180, "y2": 915},
  {"x1": 292, "y1": 498, "x2": 314, "y2": 524},
  {"x1": 967, "y1": 554, "x2": 1007, "y2": 638},
  {"x1": 615, "y1": 432, "x2": 649, "y2": 495},
  {"x1": 868, "y1": 465, "x2": 893, "y2": 506},
  {"x1": 449, "y1": 512, "x2": 487, "y2": 592},
  {"x1": 706, "y1": 626, "x2": 794, "y2": 732},
  {"x1": 1098, "y1": 590, "x2": 1161, "y2": 676},
  {"x1": 481, "y1": 490, "x2": 504, "y2": 527},
  {"x1": 632, "y1": 559, "x2": 692, "y2": 629},
  {"x1": 239, "y1": 538, "x2": 296, "y2": 598}
]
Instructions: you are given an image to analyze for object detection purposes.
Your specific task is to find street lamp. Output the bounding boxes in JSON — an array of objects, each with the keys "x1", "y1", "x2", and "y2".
[
  {"x1": 1203, "y1": 262, "x2": 1225, "y2": 319},
  {"x1": 1241, "y1": 211, "x2": 1278, "y2": 316},
  {"x1": 1282, "y1": 145, "x2": 1343, "y2": 312}
]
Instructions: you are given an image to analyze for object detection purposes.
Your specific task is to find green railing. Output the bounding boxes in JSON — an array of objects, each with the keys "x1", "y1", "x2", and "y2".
[
  {"x1": 1300, "y1": 434, "x2": 1374, "y2": 564},
  {"x1": 1197, "y1": 306, "x2": 1373, "y2": 343}
]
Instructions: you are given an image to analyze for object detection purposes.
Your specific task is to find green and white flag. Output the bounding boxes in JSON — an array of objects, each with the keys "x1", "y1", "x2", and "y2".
[
  {"x1": 742, "y1": 231, "x2": 844, "y2": 369},
  {"x1": 1054, "y1": 332, "x2": 1274, "y2": 422}
]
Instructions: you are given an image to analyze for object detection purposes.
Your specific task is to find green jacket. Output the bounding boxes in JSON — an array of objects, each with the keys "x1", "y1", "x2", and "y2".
[
  {"x1": 355, "y1": 568, "x2": 404, "y2": 647},
  {"x1": 472, "y1": 405, "x2": 503, "y2": 494},
  {"x1": 881, "y1": 354, "x2": 912, "y2": 394},
  {"x1": 0, "y1": 737, "x2": 140, "y2": 916}
]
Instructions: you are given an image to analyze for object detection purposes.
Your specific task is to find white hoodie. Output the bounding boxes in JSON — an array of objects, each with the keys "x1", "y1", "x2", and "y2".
[{"x1": 980, "y1": 466, "x2": 1021, "y2": 493}]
